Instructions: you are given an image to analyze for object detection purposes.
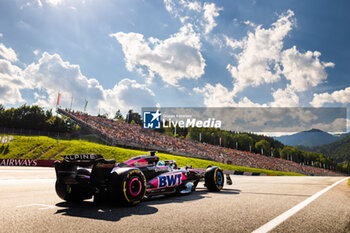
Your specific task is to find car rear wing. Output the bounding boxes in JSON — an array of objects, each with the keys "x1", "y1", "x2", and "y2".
[
  {"x1": 55, "y1": 154, "x2": 103, "y2": 184},
  {"x1": 61, "y1": 154, "x2": 104, "y2": 165}
]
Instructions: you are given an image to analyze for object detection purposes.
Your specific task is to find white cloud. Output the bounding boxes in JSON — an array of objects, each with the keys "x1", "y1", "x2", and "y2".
[
  {"x1": 193, "y1": 83, "x2": 265, "y2": 107},
  {"x1": 309, "y1": 118, "x2": 347, "y2": 133},
  {"x1": 224, "y1": 35, "x2": 243, "y2": 50},
  {"x1": 110, "y1": 24, "x2": 205, "y2": 86},
  {"x1": 194, "y1": 83, "x2": 235, "y2": 107},
  {"x1": 0, "y1": 59, "x2": 26, "y2": 104},
  {"x1": 0, "y1": 33, "x2": 3, "y2": 38},
  {"x1": 112, "y1": 1, "x2": 222, "y2": 87},
  {"x1": 164, "y1": 0, "x2": 222, "y2": 35},
  {"x1": 23, "y1": 0, "x2": 85, "y2": 9},
  {"x1": 25, "y1": 0, "x2": 43, "y2": 7},
  {"x1": 201, "y1": 10, "x2": 334, "y2": 109},
  {"x1": 45, "y1": 0, "x2": 63, "y2": 6},
  {"x1": 270, "y1": 87, "x2": 299, "y2": 107},
  {"x1": 164, "y1": 0, "x2": 176, "y2": 15},
  {"x1": 227, "y1": 10, "x2": 295, "y2": 94},
  {"x1": 311, "y1": 86, "x2": 350, "y2": 107},
  {"x1": 0, "y1": 43, "x2": 18, "y2": 62},
  {"x1": 179, "y1": 0, "x2": 201, "y2": 12},
  {"x1": 23, "y1": 52, "x2": 156, "y2": 115},
  {"x1": 24, "y1": 52, "x2": 105, "y2": 110},
  {"x1": 243, "y1": 20, "x2": 256, "y2": 27},
  {"x1": 202, "y1": 3, "x2": 222, "y2": 34},
  {"x1": 238, "y1": 96, "x2": 265, "y2": 107},
  {"x1": 280, "y1": 46, "x2": 334, "y2": 92},
  {"x1": 101, "y1": 79, "x2": 156, "y2": 114},
  {"x1": 0, "y1": 40, "x2": 156, "y2": 114},
  {"x1": 33, "y1": 49, "x2": 40, "y2": 56}
]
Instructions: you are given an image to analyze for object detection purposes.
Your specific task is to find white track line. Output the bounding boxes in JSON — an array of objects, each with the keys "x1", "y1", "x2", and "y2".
[
  {"x1": 252, "y1": 177, "x2": 349, "y2": 233},
  {"x1": 0, "y1": 167, "x2": 54, "y2": 170},
  {"x1": 0, "y1": 178, "x2": 55, "y2": 184},
  {"x1": 0, "y1": 170, "x2": 54, "y2": 172}
]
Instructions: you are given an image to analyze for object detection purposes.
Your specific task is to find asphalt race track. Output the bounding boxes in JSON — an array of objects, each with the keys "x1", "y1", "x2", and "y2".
[{"x1": 0, "y1": 167, "x2": 349, "y2": 233}]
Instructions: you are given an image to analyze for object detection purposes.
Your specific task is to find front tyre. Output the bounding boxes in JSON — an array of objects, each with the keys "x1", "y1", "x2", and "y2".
[
  {"x1": 109, "y1": 169, "x2": 146, "y2": 205},
  {"x1": 205, "y1": 166, "x2": 224, "y2": 191}
]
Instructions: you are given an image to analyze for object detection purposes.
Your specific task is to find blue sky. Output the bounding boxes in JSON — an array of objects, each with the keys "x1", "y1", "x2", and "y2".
[{"x1": 0, "y1": 0, "x2": 349, "y2": 127}]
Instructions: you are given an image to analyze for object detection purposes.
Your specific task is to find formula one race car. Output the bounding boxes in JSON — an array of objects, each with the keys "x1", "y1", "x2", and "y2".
[{"x1": 55, "y1": 152, "x2": 230, "y2": 205}]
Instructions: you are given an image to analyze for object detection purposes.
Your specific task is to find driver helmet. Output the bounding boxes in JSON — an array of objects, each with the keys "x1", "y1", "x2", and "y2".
[{"x1": 157, "y1": 161, "x2": 165, "y2": 167}]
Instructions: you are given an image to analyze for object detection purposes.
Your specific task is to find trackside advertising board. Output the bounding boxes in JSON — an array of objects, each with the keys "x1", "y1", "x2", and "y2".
[{"x1": 0, "y1": 159, "x2": 57, "y2": 167}]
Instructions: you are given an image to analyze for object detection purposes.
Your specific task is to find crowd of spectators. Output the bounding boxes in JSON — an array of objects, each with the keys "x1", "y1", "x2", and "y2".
[{"x1": 59, "y1": 109, "x2": 341, "y2": 176}]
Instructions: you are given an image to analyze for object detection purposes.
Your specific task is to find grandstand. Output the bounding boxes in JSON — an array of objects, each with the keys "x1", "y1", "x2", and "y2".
[{"x1": 57, "y1": 108, "x2": 342, "y2": 176}]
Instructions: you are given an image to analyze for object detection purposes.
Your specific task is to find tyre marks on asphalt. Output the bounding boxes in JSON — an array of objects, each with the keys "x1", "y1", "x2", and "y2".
[{"x1": 16, "y1": 203, "x2": 58, "y2": 210}]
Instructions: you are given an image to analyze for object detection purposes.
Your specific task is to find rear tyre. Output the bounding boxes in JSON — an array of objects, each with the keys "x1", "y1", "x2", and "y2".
[
  {"x1": 55, "y1": 169, "x2": 92, "y2": 202},
  {"x1": 109, "y1": 169, "x2": 146, "y2": 205},
  {"x1": 205, "y1": 166, "x2": 224, "y2": 191}
]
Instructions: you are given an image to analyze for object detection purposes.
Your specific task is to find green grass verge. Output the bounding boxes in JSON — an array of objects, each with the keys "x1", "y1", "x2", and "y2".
[
  {"x1": 0, "y1": 135, "x2": 304, "y2": 176},
  {"x1": 348, "y1": 178, "x2": 350, "y2": 188}
]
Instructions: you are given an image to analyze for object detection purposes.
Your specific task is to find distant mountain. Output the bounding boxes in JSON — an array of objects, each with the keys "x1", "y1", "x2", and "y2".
[
  {"x1": 309, "y1": 134, "x2": 350, "y2": 163},
  {"x1": 274, "y1": 129, "x2": 346, "y2": 147}
]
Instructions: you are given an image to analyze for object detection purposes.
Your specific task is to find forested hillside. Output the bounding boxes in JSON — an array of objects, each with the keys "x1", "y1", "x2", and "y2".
[{"x1": 310, "y1": 135, "x2": 350, "y2": 163}]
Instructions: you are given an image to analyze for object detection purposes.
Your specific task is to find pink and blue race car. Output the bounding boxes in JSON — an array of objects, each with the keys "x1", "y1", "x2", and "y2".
[{"x1": 55, "y1": 152, "x2": 230, "y2": 205}]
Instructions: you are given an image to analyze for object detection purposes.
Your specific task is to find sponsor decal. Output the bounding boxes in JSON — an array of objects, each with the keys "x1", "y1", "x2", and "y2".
[
  {"x1": 124, "y1": 158, "x2": 149, "y2": 167},
  {"x1": 143, "y1": 110, "x2": 161, "y2": 129},
  {"x1": 154, "y1": 167, "x2": 170, "y2": 173},
  {"x1": 0, "y1": 159, "x2": 37, "y2": 166},
  {"x1": 134, "y1": 161, "x2": 148, "y2": 167},
  {"x1": 96, "y1": 163, "x2": 114, "y2": 168},
  {"x1": 158, "y1": 172, "x2": 182, "y2": 188},
  {"x1": 63, "y1": 154, "x2": 101, "y2": 161},
  {"x1": 126, "y1": 169, "x2": 141, "y2": 179},
  {"x1": 0, "y1": 136, "x2": 14, "y2": 144},
  {"x1": 0, "y1": 159, "x2": 59, "y2": 167}
]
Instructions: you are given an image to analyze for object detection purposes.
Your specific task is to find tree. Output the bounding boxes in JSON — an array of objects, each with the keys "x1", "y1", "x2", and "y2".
[
  {"x1": 233, "y1": 134, "x2": 253, "y2": 151},
  {"x1": 0, "y1": 104, "x2": 77, "y2": 133},
  {"x1": 255, "y1": 139, "x2": 270, "y2": 155},
  {"x1": 280, "y1": 146, "x2": 298, "y2": 161},
  {"x1": 114, "y1": 109, "x2": 124, "y2": 120},
  {"x1": 126, "y1": 109, "x2": 142, "y2": 125}
]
